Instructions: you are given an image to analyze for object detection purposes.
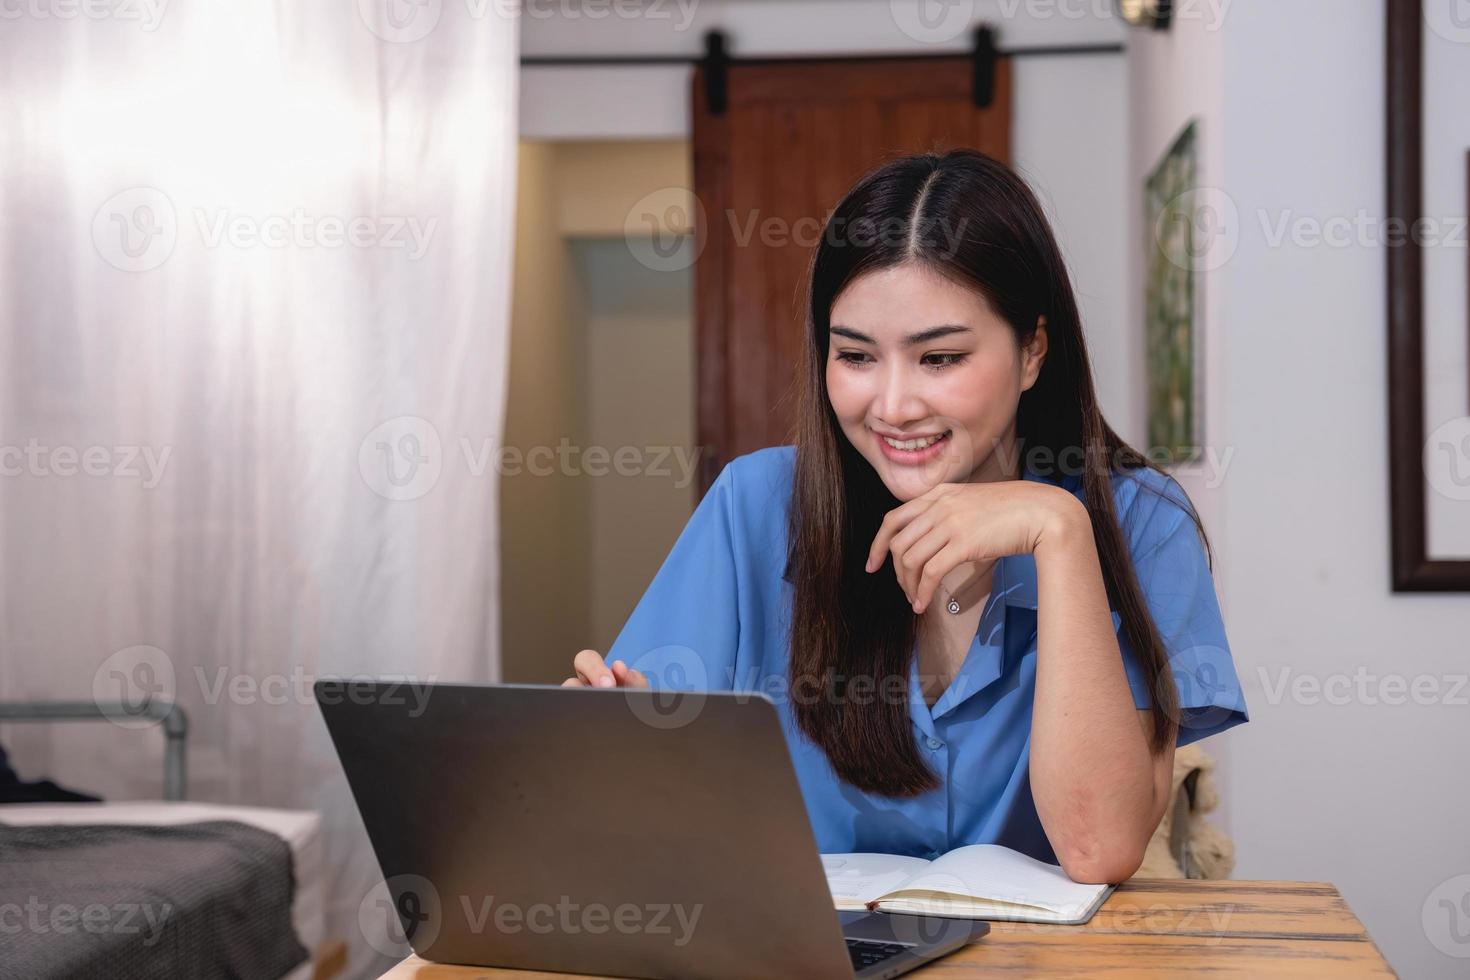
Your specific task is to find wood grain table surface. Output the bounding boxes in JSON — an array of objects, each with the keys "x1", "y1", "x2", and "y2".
[{"x1": 379, "y1": 879, "x2": 1395, "y2": 979}]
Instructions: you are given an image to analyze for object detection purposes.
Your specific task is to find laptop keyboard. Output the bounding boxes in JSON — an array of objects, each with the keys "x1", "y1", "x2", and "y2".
[{"x1": 847, "y1": 938, "x2": 911, "y2": 972}]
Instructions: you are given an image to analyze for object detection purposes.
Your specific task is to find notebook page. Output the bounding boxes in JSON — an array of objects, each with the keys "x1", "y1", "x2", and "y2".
[
  {"x1": 899, "y1": 844, "x2": 1107, "y2": 918},
  {"x1": 822, "y1": 853, "x2": 932, "y2": 908}
]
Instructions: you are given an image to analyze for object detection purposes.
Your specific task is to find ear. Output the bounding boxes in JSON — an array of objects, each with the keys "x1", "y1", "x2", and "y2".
[{"x1": 1020, "y1": 316, "x2": 1049, "y2": 392}]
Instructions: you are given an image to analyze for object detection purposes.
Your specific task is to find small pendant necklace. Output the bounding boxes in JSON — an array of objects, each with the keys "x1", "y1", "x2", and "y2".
[
  {"x1": 937, "y1": 581, "x2": 969, "y2": 615},
  {"x1": 936, "y1": 566, "x2": 994, "y2": 615}
]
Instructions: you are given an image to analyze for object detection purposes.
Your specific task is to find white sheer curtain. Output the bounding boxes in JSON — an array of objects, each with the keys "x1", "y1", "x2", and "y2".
[{"x1": 0, "y1": 3, "x2": 517, "y2": 973}]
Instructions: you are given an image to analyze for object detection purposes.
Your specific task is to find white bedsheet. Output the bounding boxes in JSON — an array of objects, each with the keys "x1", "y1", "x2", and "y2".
[{"x1": 0, "y1": 801, "x2": 324, "y2": 977}]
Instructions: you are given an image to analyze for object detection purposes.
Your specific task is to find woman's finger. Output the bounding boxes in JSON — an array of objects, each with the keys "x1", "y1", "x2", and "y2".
[
  {"x1": 572, "y1": 649, "x2": 615, "y2": 688},
  {"x1": 895, "y1": 524, "x2": 949, "y2": 606},
  {"x1": 610, "y1": 659, "x2": 650, "y2": 689},
  {"x1": 914, "y1": 542, "x2": 965, "y2": 614},
  {"x1": 866, "y1": 495, "x2": 937, "y2": 573},
  {"x1": 887, "y1": 512, "x2": 940, "y2": 599}
]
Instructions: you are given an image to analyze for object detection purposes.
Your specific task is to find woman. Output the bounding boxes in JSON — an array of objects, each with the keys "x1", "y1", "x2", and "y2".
[{"x1": 563, "y1": 149, "x2": 1247, "y2": 884}]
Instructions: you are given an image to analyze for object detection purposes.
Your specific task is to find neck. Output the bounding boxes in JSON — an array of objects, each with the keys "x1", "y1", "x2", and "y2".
[{"x1": 966, "y1": 427, "x2": 1023, "y2": 485}]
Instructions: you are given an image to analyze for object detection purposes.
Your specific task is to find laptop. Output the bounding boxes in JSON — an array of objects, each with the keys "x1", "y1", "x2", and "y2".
[{"x1": 316, "y1": 680, "x2": 987, "y2": 979}]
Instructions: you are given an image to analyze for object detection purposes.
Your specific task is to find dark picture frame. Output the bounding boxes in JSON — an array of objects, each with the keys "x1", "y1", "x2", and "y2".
[{"x1": 1385, "y1": 0, "x2": 1470, "y2": 590}]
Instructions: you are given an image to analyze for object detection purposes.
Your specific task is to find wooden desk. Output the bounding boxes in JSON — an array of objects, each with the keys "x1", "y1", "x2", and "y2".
[{"x1": 379, "y1": 880, "x2": 1394, "y2": 979}]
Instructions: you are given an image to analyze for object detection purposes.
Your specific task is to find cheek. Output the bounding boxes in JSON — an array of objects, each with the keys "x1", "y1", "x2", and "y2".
[
  {"x1": 825, "y1": 364, "x2": 863, "y2": 423},
  {"x1": 934, "y1": 358, "x2": 1020, "y2": 425}
]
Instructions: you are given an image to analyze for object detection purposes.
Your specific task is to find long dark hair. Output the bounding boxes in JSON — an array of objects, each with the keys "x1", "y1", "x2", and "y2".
[{"x1": 784, "y1": 149, "x2": 1202, "y2": 797}]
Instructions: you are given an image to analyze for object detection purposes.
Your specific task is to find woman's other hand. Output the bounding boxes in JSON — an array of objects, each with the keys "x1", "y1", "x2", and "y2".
[{"x1": 561, "y1": 649, "x2": 649, "y2": 689}]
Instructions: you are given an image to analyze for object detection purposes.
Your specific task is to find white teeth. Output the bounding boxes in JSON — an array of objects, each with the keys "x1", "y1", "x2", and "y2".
[{"x1": 882, "y1": 431, "x2": 947, "y2": 451}]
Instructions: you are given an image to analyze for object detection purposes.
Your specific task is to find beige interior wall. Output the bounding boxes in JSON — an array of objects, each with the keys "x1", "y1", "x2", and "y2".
[
  {"x1": 501, "y1": 139, "x2": 693, "y2": 682},
  {"x1": 500, "y1": 141, "x2": 590, "y2": 683},
  {"x1": 554, "y1": 140, "x2": 693, "y2": 236},
  {"x1": 584, "y1": 304, "x2": 695, "y2": 652}
]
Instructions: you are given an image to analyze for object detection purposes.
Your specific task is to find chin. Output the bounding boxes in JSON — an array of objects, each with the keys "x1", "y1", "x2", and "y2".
[
  {"x1": 870, "y1": 458, "x2": 957, "y2": 501},
  {"x1": 888, "y1": 477, "x2": 948, "y2": 502}
]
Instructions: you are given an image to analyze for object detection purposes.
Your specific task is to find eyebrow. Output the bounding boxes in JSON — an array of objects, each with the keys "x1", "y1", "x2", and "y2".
[{"x1": 829, "y1": 324, "x2": 973, "y2": 347}]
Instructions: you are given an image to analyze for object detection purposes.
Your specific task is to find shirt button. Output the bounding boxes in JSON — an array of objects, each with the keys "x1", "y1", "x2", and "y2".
[{"x1": 926, "y1": 736, "x2": 944, "y2": 750}]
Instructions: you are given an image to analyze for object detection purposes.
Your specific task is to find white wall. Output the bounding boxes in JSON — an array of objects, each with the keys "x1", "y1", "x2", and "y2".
[
  {"x1": 1133, "y1": 2, "x2": 1470, "y2": 976},
  {"x1": 521, "y1": 0, "x2": 1137, "y2": 437}
]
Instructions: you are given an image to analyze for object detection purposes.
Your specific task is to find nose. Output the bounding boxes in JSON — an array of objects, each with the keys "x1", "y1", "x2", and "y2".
[{"x1": 873, "y1": 360, "x2": 927, "y2": 429}]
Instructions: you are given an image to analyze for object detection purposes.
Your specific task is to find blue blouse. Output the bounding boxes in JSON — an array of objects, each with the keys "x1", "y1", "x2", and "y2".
[{"x1": 606, "y1": 445, "x2": 1248, "y2": 864}]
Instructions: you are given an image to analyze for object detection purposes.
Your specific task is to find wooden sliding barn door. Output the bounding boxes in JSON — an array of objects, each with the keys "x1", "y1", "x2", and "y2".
[{"x1": 692, "y1": 56, "x2": 1012, "y2": 494}]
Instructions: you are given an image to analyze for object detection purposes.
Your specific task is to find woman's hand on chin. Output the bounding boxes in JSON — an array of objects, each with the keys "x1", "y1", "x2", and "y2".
[
  {"x1": 865, "y1": 480, "x2": 1085, "y2": 613},
  {"x1": 561, "y1": 649, "x2": 649, "y2": 689}
]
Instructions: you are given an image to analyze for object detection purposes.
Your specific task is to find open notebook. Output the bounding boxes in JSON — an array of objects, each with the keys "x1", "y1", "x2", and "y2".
[{"x1": 822, "y1": 844, "x2": 1113, "y2": 925}]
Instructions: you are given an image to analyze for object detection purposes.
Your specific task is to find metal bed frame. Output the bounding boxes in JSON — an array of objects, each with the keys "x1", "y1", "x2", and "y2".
[{"x1": 0, "y1": 700, "x2": 189, "y2": 801}]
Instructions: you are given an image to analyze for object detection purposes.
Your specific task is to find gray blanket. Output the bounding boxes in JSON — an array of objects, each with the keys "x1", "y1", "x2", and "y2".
[{"x1": 0, "y1": 820, "x2": 308, "y2": 979}]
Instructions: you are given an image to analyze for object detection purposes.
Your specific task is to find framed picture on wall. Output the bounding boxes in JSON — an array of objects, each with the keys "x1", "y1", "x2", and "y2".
[
  {"x1": 1144, "y1": 119, "x2": 1202, "y2": 464},
  {"x1": 1386, "y1": 0, "x2": 1470, "y2": 590}
]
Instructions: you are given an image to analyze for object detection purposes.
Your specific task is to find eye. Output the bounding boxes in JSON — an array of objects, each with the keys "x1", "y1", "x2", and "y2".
[
  {"x1": 834, "y1": 350, "x2": 872, "y2": 366},
  {"x1": 922, "y1": 353, "x2": 967, "y2": 369}
]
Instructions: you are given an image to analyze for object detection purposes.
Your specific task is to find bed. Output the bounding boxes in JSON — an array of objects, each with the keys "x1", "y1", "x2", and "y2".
[
  {"x1": 0, "y1": 701, "x2": 337, "y2": 979},
  {"x1": 0, "y1": 802, "x2": 326, "y2": 978}
]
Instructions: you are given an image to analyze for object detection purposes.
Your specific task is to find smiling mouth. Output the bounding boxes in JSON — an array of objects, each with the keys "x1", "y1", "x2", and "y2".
[{"x1": 878, "y1": 430, "x2": 951, "y2": 451}]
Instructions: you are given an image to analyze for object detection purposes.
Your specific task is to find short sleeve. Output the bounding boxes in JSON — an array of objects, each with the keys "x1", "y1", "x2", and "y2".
[
  {"x1": 604, "y1": 461, "x2": 741, "y2": 693},
  {"x1": 1114, "y1": 484, "x2": 1249, "y2": 747}
]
